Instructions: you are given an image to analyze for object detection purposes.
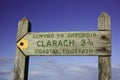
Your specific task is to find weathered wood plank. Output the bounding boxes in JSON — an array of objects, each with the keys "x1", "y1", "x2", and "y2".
[
  {"x1": 99, "y1": 56, "x2": 111, "y2": 80},
  {"x1": 14, "y1": 17, "x2": 31, "y2": 80},
  {"x1": 98, "y1": 12, "x2": 111, "y2": 80},
  {"x1": 14, "y1": 48, "x2": 29, "y2": 80},
  {"x1": 17, "y1": 31, "x2": 111, "y2": 56},
  {"x1": 14, "y1": 12, "x2": 111, "y2": 80},
  {"x1": 98, "y1": 12, "x2": 111, "y2": 31},
  {"x1": 17, "y1": 17, "x2": 31, "y2": 41}
]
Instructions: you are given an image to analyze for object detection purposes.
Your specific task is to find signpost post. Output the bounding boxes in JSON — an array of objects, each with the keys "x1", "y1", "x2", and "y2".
[
  {"x1": 98, "y1": 12, "x2": 111, "y2": 80},
  {"x1": 14, "y1": 18, "x2": 31, "y2": 80},
  {"x1": 14, "y1": 12, "x2": 111, "y2": 80}
]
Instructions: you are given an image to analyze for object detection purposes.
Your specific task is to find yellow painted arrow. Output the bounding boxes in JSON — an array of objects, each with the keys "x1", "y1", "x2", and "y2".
[{"x1": 17, "y1": 39, "x2": 28, "y2": 49}]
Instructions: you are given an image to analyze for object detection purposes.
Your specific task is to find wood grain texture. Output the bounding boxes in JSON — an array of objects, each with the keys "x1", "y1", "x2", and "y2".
[
  {"x1": 98, "y1": 12, "x2": 111, "y2": 31},
  {"x1": 20, "y1": 31, "x2": 111, "y2": 56},
  {"x1": 14, "y1": 12, "x2": 111, "y2": 80},
  {"x1": 17, "y1": 17, "x2": 31, "y2": 41},
  {"x1": 14, "y1": 48, "x2": 29, "y2": 80},
  {"x1": 14, "y1": 17, "x2": 31, "y2": 80},
  {"x1": 98, "y1": 12, "x2": 111, "y2": 80},
  {"x1": 99, "y1": 56, "x2": 111, "y2": 80}
]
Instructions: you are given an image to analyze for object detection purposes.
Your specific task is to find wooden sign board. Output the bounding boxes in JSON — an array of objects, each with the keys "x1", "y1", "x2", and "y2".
[
  {"x1": 17, "y1": 31, "x2": 110, "y2": 56},
  {"x1": 14, "y1": 12, "x2": 111, "y2": 80}
]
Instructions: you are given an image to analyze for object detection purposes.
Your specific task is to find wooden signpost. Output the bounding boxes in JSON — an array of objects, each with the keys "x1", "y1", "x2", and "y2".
[{"x1": 14, "y1": 12, "x2": 111, "y2": 80}]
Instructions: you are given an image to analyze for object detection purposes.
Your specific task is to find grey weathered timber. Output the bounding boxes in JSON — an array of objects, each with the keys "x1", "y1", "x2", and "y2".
[
  {"x1": 98, "y1": 12, "x2": 111, "y2": 80},
  {"x1": 99, "y1": 57, "x2": 111, "y2": 80},
  {"x1": 14, "y1": 17, "x2": 31, "y2": 80},
  {"x1": 98, "y1": 12, "x2": 111, "y2": 31},
  {"x1": 14, "y1": 12, "x2": 111, "y2": 80},
  {"x1": 18, "y1": 31, "x2": 111, "y2": 56}
]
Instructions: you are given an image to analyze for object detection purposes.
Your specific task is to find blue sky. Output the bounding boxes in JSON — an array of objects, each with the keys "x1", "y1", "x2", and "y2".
[{"x1": 0, "y1": 0, "x2": 120, "y2": 80}]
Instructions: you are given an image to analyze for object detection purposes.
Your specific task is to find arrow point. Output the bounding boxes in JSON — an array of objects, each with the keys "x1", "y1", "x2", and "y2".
[{"x1": 17, "y1": 39, "x2": 28, "y2": 49}]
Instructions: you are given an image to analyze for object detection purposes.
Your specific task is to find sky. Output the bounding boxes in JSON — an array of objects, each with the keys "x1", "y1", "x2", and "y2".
[{"x1": 0, "y1": 0, "x2": 120, "y2": 80}]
